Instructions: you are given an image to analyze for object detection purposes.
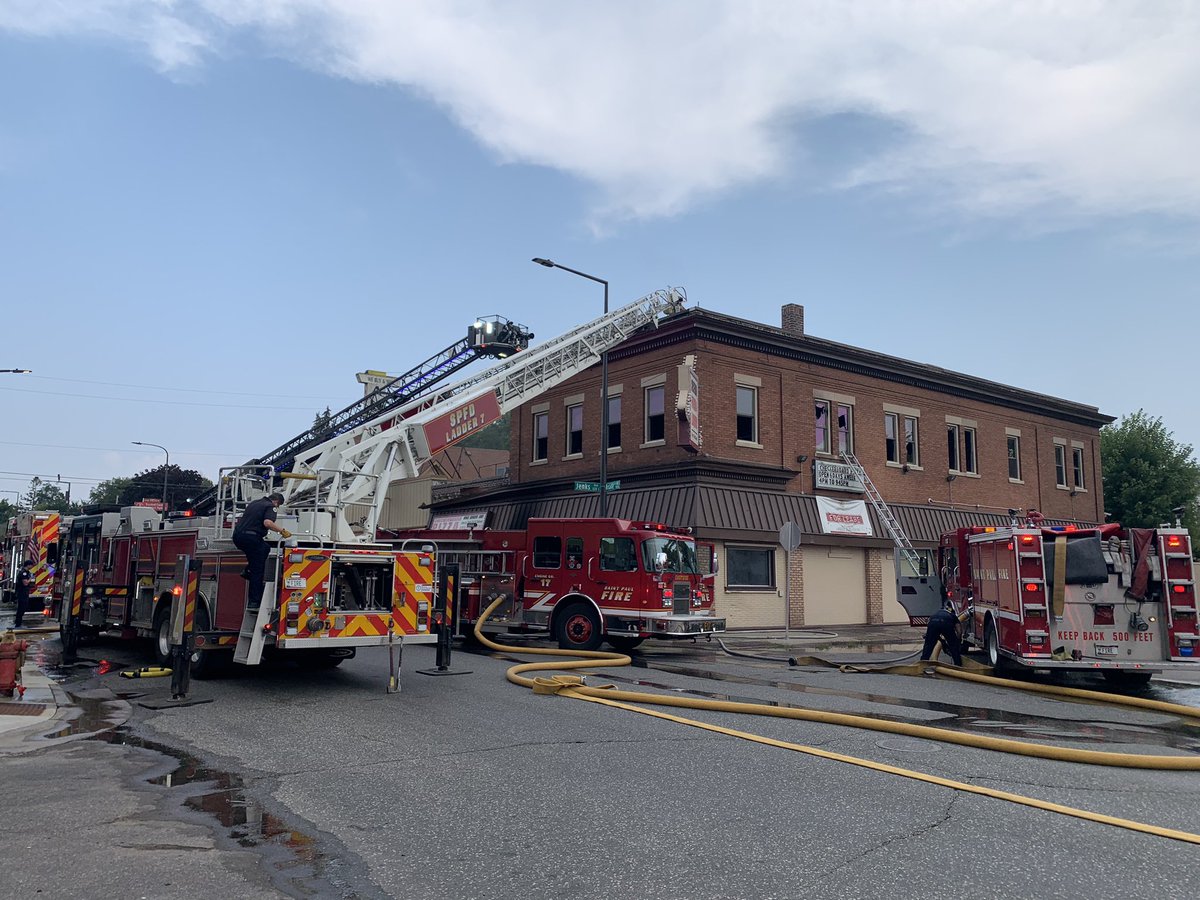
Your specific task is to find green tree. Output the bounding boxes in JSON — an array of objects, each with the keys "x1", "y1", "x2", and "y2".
[
  {"x1": 87, "y1": 476, "x2": 133, "y2": 507},
  {"x1": 1100, "y1": 410, "x2": 1200, "y2": 534},
  {"x1": 0, "y1": 498, "x2": 18, "y2": 533},
  {"x1": 116, "y1": 466, "x2": 214, "y2": 512},
  {"x1": 23, "y1": 476, "x2": 78, "y2": 514},
  {"x1": 458, "y1": 413, "x2": 511, "y2": 451},
  {"x1": 312, "y1": 406, "x2": 333, "y2": 433}
]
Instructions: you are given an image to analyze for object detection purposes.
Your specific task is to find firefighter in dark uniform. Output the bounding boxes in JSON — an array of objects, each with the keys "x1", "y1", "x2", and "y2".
[
  {"x1": 233, "y1": 492, "x2": 292, "y2": 609},
  {"x1": 14, "y1": 560, "x2": 34, "y2": 629},
  {"x1": 921, "y1": 605, "x2": 969, "y2": 666}
]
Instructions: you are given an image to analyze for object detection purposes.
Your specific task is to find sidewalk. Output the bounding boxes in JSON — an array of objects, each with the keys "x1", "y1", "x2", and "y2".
[{"x1": 0, "y1": 603, "x2": 62, "y2": 741}]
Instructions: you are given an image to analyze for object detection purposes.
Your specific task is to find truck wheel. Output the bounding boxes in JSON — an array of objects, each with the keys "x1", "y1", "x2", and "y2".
[
  {"x1": 985, "y1": 619, "x2": 1002, "y2": 671},
  {"x1": 153, "y1": 605, "x2": 172, "y2": 666},
  {"x1": 606, "y1": 635, "x2": 644, "y2": 653},
  {"x1": 189, "y1": 605, "x2": 230, "y2": 679},
  {"x1": 555, "y1": 603, "x2": 603, "y2": 652}
]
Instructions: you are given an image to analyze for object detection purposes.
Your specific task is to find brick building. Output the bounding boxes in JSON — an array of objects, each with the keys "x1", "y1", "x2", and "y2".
[{"x1": 423, "y1": 301, "x2": 1111, "y2": 628}]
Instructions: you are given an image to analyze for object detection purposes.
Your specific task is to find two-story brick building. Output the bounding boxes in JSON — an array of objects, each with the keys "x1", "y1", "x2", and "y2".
[{"x1": 420, "y1": 301, "x2": 1111, "y2": 629}]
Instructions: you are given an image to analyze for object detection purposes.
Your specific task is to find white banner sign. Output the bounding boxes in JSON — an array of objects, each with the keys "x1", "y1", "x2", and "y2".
[
  {"x1": 815, "y1": 497, "x2": 874, "y2": 536},
  {"x1": 430, "y1": 511, "x2": 489, "y2": 531}
]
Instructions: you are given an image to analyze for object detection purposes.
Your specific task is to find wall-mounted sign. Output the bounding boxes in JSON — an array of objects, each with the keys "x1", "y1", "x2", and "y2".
[
  {"x1": 812, "y1": 460, "x2": 864, "y2": 493},
  {"x1": 815, "y1": 497, "x2": 874, "y2": 536},
  {"x1": 676, "y1": 354, "x2": 701, "y2": 452},
  {"x1": 357, "y1": 370, "x2": 393, "y2": 396},
  {"x1": 430, "y1": 511, "x2": 489, "y2": 531}
]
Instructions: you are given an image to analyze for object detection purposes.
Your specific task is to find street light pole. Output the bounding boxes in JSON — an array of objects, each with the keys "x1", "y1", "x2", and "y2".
[
  {"x1": 132, "y1": 441, "x2": 170, "y2": 511},
  {"x1": 532, "y1": 258, "x2": 610, "y2": 517}
]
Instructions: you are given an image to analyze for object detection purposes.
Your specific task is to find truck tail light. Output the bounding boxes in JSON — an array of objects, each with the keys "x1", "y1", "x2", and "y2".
[
  {"x1": 1094, "y1": 605, "x2": 1115, "y2": 625},
  {"x1": 285, "y1": 599, "x2": 300, "y2": 635}
]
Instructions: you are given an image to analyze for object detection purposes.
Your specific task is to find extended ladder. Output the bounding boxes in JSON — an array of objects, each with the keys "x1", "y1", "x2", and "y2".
[{"x1": 841, "y1": 451, "x2": 922, "y2": 573}]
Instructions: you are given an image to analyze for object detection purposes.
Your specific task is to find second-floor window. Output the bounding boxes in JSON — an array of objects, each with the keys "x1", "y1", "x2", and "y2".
[
  {"x1": 1007, "y1": 434, "x2": 1021, "y2": 480},
  {"x1": 1054, "y1": 443, "x2": 1068, "y2": 487},
  {"x1": 815, "y1": 399, "x2": 831, "y2": 454},
  {"x1": 645, "y1": 385, "x2": 665, "y2": 443},
  {"x1": 1072, "y1": 446, "x2": 1086, "y2": 490},
  {"x1": 886, "y1": 413, "x2": 919, "y2": 465},
  {"x1": 736, "y1": 385, "x2": 758, "y2": 443},
  {"x1": 533, "y1": 411, "x2": 548, "y2": 462},
  {"x1": 607, "y1": 395, "x2": 621, "y2": 450},
  {"x1": 566, "y1": 403, "x2": 583, "y2": 456},
  {"x1": 947, "y1": 423, "x2": 977, "y2": 474}
]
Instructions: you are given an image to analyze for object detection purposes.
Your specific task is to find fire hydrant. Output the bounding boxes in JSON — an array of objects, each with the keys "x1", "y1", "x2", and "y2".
[{"x1": 0, "y1": 630, "x2": 29, "y2": 698}]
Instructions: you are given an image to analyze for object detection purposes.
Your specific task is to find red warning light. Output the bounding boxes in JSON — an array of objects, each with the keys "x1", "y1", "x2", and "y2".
[{"x1": 172, "y1": 585, "x2": 183, "y2": 596}]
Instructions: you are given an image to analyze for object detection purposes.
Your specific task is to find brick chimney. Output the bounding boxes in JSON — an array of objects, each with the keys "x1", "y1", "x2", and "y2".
[{"x1": 782, "y1": 303, "x2": 805, "y2": 336}]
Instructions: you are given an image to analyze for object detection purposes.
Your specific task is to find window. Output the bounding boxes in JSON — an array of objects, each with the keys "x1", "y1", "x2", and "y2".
[
  {"x1": 946, "y1": 423, "x2": 959, "y2": 471},
  {"x1": 1007, "y1": 435, "x2": 1022, "y2": 480},
  {"x1": 726, "y1": 546, "x2": 775, "y2": 589},
  {"x1": 645, "y1": 385, "x2": 665, "y2": 442},
  {"x1": 904, "y1": 416, "x2": 919, "y2": 465},
  {"x1": 836, "y1": 403, "x2": 853, "y2": 454},
  {"x1": 533, "y1": 535, "x2": 561, "y2": 569},
  {"x1": 606, "y1": 395, "x2": 621, "y2": 450},
  {"x1": 532, "y1": 411, "x2": 548, "y2": 462},
  {"x1": 599, "y1": 536, "x2": 638, "y2": 572},
  {"x1": 736, "y1": 385, "x2": 758, "y2": 443},
  {"x1": 1072, "y1": 447, "x2": 1086, "y2": 491},
  {"x1": 1054, "y1": 443, "x2": 1068, "y2": 487},
  {"x1": 565, "y1": 403, "x2": 583, "y2": 456},
  {"x1": 815, "y1": 400, "x2": 831, "y2": 454},
  {"x1": 886, "y1": 413, "x2": 919, "y2": 465},
  {"x1": 962, "y1": 426, "x2": 977, "y2": 474},
  {"x1": 641, "y1": 537, "x2": 700, "y2": 574}
]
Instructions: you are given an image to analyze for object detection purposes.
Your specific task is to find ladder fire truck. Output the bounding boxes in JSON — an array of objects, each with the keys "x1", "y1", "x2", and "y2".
[
  {"x1": 58, "y1": 293, "x2": 691, "y2": 676},
  {"x1": 2, "y1": 511, "x2": 62, "y2": 610},
  {"x1": 901, "y1": 512, "x2": 1200, "y2": 684},
  {"x1": 390, "y1": 517, "x2": 723, "y2": 652}
]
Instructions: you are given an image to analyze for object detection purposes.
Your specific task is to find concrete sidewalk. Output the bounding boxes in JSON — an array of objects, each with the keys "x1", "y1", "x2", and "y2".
[{"x1": 0, "y1": 604, "x2": 62, "y2": 741}]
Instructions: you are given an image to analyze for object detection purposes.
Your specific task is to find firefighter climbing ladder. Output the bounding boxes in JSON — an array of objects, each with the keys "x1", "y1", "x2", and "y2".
[{"x1": 840, "y1": 451, "x2": 922, "y2": 573}]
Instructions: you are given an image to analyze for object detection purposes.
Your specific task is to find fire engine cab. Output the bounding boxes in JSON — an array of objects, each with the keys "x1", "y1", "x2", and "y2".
[
  {"x1": 399, "y1": 518, "x2": 723, "y2": 651},
  {"x1": 928, "y1": 516, "x2": 1200, "y2": 684}
]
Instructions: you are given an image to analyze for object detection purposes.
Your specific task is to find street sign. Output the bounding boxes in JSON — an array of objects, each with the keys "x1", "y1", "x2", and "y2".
[
  {"x1": 778, "y1": 521, "x2": 802, "y2": 551},
  {"x1": 574, "y1": 480, "x2": 621, "y2": 493}
]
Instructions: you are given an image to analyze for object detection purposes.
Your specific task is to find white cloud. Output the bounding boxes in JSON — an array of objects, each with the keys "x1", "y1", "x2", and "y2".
[{"x1": 4, "y1": 0, "x2": 1200, "y2": 227}]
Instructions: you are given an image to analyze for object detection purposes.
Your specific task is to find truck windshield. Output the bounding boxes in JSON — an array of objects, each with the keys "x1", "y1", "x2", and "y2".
[{"x1": 640, "y1": 537, "x2": 699, "y2": 574}]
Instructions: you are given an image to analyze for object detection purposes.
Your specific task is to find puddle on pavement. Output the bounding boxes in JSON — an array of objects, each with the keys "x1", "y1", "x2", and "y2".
[{"x1": 90, "y1": 727, "x2": 359, "y2": 898}]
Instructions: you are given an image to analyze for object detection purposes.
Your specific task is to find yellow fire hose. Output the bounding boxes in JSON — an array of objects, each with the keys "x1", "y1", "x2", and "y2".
[{"x1": 473, "y1": 598, "x2": 1200, "y2": 844}]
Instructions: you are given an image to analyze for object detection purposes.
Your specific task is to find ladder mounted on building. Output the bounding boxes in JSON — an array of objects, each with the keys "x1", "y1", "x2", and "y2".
[{"x1": 840, "y1": 451, "x2": 923, "y2": 573}]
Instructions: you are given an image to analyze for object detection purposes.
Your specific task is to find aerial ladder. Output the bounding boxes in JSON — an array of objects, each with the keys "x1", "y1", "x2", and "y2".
[
  {"x1": 278, "y1": 288, "x2": 687, "y2": 543},
  {"x1": 188, "y1": 315, "x2": 533, "y2": 513}
]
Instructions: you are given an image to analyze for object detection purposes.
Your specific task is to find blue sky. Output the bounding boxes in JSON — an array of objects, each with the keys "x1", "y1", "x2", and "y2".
[{"x1": 2, "y1": 2, "x2": 1198, "y2": 505}]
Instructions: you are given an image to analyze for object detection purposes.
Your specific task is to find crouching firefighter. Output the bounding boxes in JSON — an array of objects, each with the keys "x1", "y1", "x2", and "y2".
[{"x1": 921, "y1": 605, "x2": 970, "y2": 667}]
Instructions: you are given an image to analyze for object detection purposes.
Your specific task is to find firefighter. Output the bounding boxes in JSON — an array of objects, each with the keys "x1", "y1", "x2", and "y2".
[
  {"x1": 232, "y1": 492, "x2": 292, "y2": 609},
  {"x1": 13, "y1": 560, "x2": 33, "y2": 629},
  {"x1": 920, "y1": 605, "x2": 969, "y2": 666}
]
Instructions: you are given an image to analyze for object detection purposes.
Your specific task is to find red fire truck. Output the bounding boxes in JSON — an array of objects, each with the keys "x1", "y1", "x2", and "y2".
[
  {"x1": 393, "y1": 517, "x2": 723, "y2": 651},
  {"x1": 2, "y1": 511, "x2": 62, "y2": 611},
  {"x1": 56, "y1": 475, "x2": 437, "y2": 675},
  {"x1": 924, "y1": 515, "x2": 1199, "y2": 684}
]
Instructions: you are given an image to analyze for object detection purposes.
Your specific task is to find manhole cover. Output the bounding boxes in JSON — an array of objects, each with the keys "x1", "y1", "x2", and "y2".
[
  {"x1": 0, "y1": 702, "x2": 47, "y2": 716},
  {"x1": 876, "y1": 737, "x2": 941, "y2": 753}
]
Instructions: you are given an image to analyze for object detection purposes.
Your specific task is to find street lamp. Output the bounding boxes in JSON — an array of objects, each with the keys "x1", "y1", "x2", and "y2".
[
  {"x1": 532, "y1": 257, "x2": 611, "y2": 517},
  {"x1": 0, "y1": 368, "x2": 32, "y2": 374},
  {"x1": 132, "y1": 441, "x2": 170, "y2": 510}
]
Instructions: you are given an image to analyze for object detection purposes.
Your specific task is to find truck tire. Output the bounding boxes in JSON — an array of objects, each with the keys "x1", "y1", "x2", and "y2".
[
  {"x1": 985, "y1": 618, "x2": 1002, "y2": 671},
  {"x1": 555, "y1": 602, "x2": 603, "y2": 652},
  {"x1": 606, "y1": 635, "x2": 645, "y2": 653},
  {"x1": 153, "y1": 602, "x2": 227, "y2": 678}
]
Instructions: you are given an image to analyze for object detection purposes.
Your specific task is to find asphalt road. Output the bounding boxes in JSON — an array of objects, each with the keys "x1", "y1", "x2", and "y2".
[{"x1": 5, "y1": 633, "x2": 1200, "y2": 900}]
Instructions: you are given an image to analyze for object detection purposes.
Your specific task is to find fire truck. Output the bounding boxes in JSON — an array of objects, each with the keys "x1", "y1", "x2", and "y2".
[
  {"x1": 2, "y1": 511, "x2": 62, "y2": 611},
  {"x1": 902, "y1": 513, "x2": 1199, "y2": 684},
  {"x1": 393, "y1": 517, "x2": 722, "y2": 652},
  {"x1": 60, "y1": 292, "x2": 688, "y2": 675}
]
